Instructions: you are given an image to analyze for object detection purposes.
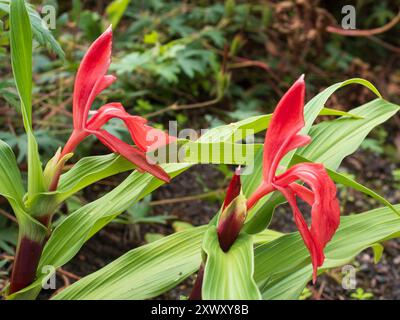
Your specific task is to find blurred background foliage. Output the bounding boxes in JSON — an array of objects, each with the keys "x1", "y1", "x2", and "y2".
[
  {"x1": 0, "y1": 0, "x2": 399, "y2": 163},
  {"x1": 0, "y1": 0, "x2": 399, "y2": 299}
]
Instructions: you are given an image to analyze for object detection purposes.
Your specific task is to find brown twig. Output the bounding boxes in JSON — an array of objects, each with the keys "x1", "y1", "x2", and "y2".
[
  {"x1": 0, "y1": 254, "x2": 14, "y2": 261},
  {"x1": 326, "y1": 11, "x2": 400, "y2": 37},
  {"x1": 0, "y1": 208, "x2": 17, "y2": 224},
  {"x1": 57, "y1": 268, "x2": 81, "y2": 281},
  {"x1": 149, "y1": 189, "x2": 224, "y2": 206},
  {"x1": 144, "y1": 98, "x2": 220, "y2": 118},
  {"x1": 367, "y1": 35, "x2": 400, "y2": 55}
]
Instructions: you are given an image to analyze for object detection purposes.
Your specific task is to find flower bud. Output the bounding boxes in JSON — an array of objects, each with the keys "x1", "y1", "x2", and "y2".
[{"x1": 217, "y1": 193, "x2": 247, "y2": 252}]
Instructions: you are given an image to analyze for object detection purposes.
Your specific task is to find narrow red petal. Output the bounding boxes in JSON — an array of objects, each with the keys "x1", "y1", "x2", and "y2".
[
  {"x1": 222, "y1": 168, "x2": 241, "y2": 210},
  {"x1": 93, "y1": 129, "x2": 171, "y2": 182},
  {"x1": 73, "y1": 26, "x2": 114, "y2": 129},
  {"x1": 246, "y1": 181, "x2": 275, "y2": 210},
  {"x1": 263, "y1": 76, "x2": 308, "y2": 183},
  {"x1": 289, "y1": 183, "x2": 314, "y2": 206},
  {"x1": 86, "y1": 103, "x2": 175, "y2": 152},
  {"x1": 125, "y1": 120, "x2": 175, "y2": 152},
  {"x1": 274, "y1": 185, "x2": 324, "y2": 283}
]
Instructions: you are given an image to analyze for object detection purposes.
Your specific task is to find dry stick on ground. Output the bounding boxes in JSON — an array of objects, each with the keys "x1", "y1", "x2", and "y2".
[{"x1": 149, "y1": 189, "x2": 225, "y2": 206}]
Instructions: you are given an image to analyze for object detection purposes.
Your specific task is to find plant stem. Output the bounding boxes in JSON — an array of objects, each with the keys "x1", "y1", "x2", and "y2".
[
  {"x1": 189, "y1": 263, "x2": 204, "y2": 300},
  {"x1": 9, "y1": 236, "x2": 44, "y2": 294}
]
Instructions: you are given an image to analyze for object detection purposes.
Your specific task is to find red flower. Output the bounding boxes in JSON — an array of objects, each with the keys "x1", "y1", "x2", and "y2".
[
  {"x1": 247, "y1": 76, "x2": 340, "y2": 283},
  {"x1": 59, "y1": 27, "x2": 175, "y2": 185}
]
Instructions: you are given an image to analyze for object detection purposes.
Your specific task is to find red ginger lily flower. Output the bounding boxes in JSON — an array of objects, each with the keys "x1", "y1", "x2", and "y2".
[
  {"x1": 246, "y1": 76, "x2": 340, "y2": 283},
  {"x1": 58, "y1": 27, "x2": 175, "y2": 187}
]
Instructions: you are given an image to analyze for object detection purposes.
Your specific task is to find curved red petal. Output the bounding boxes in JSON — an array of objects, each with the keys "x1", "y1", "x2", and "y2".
[
  {"x1": 93, "y1": 130, "x2": 171, "y2": 182},
  {"x1": 274, "y1": 185, "x2": 324, "y2": 283},
  {"x1": 246, "y1": 181, "x2": 275, "y2": 210},
  {"x1": 289, "y1": 183, "x2": 314, "y2": 206},
  {"x1": 87, "y1": 103, "x2": 175, "y2": 152},
  {"x1": 73, "y1": 26, "x2": 115, "y2": 129},
  {"x1": 274, "y1": 163, "x2": 340, "y2": 281},
  {"x1": 125, "y1": 121, "x2": 175, "y2": 152},
  {"x1": 263, "y1": 76, "x2": 308, "y2": 183}
]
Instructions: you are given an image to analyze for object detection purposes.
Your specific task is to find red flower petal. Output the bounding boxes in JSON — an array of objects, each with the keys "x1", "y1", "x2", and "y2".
[
  {"x1": 93, "y1": 129, "x2": 171, "y2": 182},
  {"x1": 262, "y1": 75, "x2": 309, "y2": 183},
  {"x1": 73, "y1": 26, "x2": 115, "y2": 129},
  {"x1": 86, "y1": 103, "x2": 175, "y2": 152},
  {"x1": 246, "y1": 181, "x2": 275, "y2": 210},
  {"x1": 274, "y1": 163, "x2": 340, "y2": 282},
  {"x1": 273, "y1": 184, "x2": 324, "y2": 283},
  {"x1": 222, "y1": 167, "x2": 242, "y2": 210},
  {"x1": 289, "y1": 183, "x2": 314, "y2": 206}
]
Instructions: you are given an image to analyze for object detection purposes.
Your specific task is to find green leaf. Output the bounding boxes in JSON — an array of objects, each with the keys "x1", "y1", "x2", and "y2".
[
  {"x1": 53, "y1": 226, "x2": 206, "y2": 300},
  {"x1": 0, "y1": 0, "x2": 65, "y2": 59},
  {"x1": 26, "y1": 3, "x2": 64, "y2": 59},
  {"x1": 0, "y1": 139, "x2": 45, "y2": 244},
  {"x1": 106, "y1": 0, "x2": 131, "y2": 28},
  {"x1": 57, "y1": 153, "x2": 134, "y2": 202},
  {"x1": 320, "y1": 107, "x2": 362, "y2": 119},
  {"x1": 371, "y1": 243, "x2": 384, "y2": 264},
  {"x1": 293, "y1": 154, "x2": 399, "y2": 217},
  {"x1": 298, "y1": 98, "x2": 399, "y2": 169},
  {"x1": 9, "y1": 0, "x2": 45, "y2": 199},
  {"x1": 9, "y1": 0, "x2": 32, "y2": 130},
  {"x1": 51, "y1": 228, "x2": 280, "y2": 300},
  {"x1": 202, "y1": 226, "x2": 261, "y2": 300},
  {"x1": 0, "y1": 139, "x2": 25, "y2": 215},
  {"x1": 302, "y1": 78, "x2": 381, "y2": 135},
  {"x1": 254, "y1": 204, "x2": 400, "y2": 299}
]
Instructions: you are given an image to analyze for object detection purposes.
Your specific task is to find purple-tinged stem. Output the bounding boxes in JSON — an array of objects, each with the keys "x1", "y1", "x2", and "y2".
[
  {"x1": 189, "y1": 264, "x2": 204, "y2": 300},
  {"x1": 9, "y1": 236, "x2": 44, "y2": 294}
]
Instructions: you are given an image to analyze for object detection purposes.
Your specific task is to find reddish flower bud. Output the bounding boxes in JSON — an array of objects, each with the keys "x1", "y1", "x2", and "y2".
[{"x1": 217, "y1": 172, "x2": 247, "y2": 252}]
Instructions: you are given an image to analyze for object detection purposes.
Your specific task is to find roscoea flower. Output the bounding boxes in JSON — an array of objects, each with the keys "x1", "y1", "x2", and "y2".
[
  {"x1": 246, "y1": 75, "x2": 340, "y2": 283},
  {"x1": 54, "y1": 26, "x2": 175, "y2": 189}
]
